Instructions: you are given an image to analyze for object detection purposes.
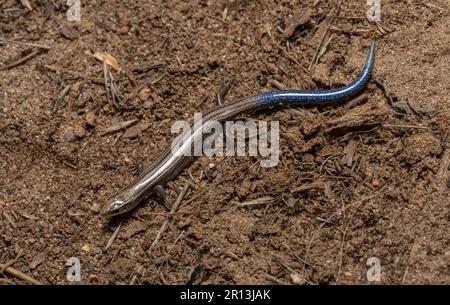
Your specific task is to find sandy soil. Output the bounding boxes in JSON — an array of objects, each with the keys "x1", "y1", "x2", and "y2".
[{"x1": 0, "y1": 0, "x2": 449, "y2": 284}]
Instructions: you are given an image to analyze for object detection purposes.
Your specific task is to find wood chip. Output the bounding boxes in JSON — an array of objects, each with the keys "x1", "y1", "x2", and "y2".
[
  {"x1": 3, "y1": 211, "x2": 17, "y2": 229},
  {"x1": 20, "y1": 0, "x2": 32, "y2": 10},
  {"x1": 122, "y1": 121, "x2": 151, "y2": 139},
  {"x1": 283, "y1": 7, "x2": 314, "y2": 39},
  {"x1": 29, "y1": 253, "x2": 46, "y2": 269},
  {"x1": 344, "y1": 93, "x2": 368, "y2": 109},
  {"x1": 341, "y1": 139, "x2": 358, "y2": 167},
  {"x1": 236, "y1": 196, "x2": 273, "y2": 207},
  {"x1": 123, "y1": 221, "x2": 147, "y2": 239},
  {"x1": 99, "y1": 119, "x2": 139, "y2": 136},
  {"x1": 60, "y1": 26, "x2": 79, "y2": 40},
  {"x1": 94, "y1": 51, "x2": 121, "y2": 71},
  {"x1": 16, "y1": 210, "x2": 38, "y2": 220},
  {"x1": 435, "y1": 147, "x2": 449, "y2": 190},
  {"x1": 323, "y1": 181, "x2": 336, "y2": 203},
  {"x1": 291, "y1": 181, "x2": 324, "y2": 193}
]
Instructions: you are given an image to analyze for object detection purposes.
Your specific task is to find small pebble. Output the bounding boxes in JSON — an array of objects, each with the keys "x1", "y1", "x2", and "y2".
[
  {"x1": 372, "y1": 179, "x2": 381, "y2": 187},
  {"x1": 90, "y1": 180, "x2": 102, "y2": 190},
  {"x1": 290, "y1": 273, "x2": 305, "y2": 285},
  {"x1": 90, "y1": 203, "x2": 101, "y2": 213},
  {"x1": 73, "y1": 125, "x2": 86, "y2": 138},
  {"x1": 85, "y1": 111, "x2": 96, "y2": 127},
  {"x1": 82, "y1": 244, "x2": 90, "y2": 252},
  {"x1": 60, "y1": 26, "x2": 79, "y2": 40},
  {"x1": 286, "y1": 197, "x2": 297, "y2": 207},
  {"x1": 143, "y1": 101, "x2": 152, "y2": 109},
  {"x1": 64, "y1": 128, "x2": 78, "y2": 142},
  {"x1": 64, "y1": 125, "x2": 86, "y2": 142},
  {"x1": 88, "y1": 274, "x2": 98, "y2": 283},
  {"x1": 207, "y1": 55, "x2": 220, "y2": 67},
  {"x1": 139, "y1": 88, "x2": 152, "y2": 101}
]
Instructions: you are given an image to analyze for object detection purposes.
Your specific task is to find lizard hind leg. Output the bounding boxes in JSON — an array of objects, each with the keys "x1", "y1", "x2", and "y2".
[
  {"x1": 154, "y1": 184, "x2": 173, "y2": 210},
  {"x1": 216, "y1": 78, "x2": 238, "y2": 106}
]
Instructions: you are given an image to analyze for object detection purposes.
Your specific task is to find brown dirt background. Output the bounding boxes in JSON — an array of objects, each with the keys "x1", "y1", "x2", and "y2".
[{"x1": 0, "y1": 0, "x2": 449, "y2": 285}]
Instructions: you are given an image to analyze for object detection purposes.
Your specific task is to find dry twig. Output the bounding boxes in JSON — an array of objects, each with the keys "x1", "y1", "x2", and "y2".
[
  {"x1": 148, "y1": 183, "x2": 190, "y2": 252},
  {"x1": 0, "y1": 263, "x2": 43, "y2": 285},
  {"x1": 0, "y1": 37, "x2": 50, "y2": 50},
  {"x1": 0, "y1": 49, "x2": 43, "y2": 70}
]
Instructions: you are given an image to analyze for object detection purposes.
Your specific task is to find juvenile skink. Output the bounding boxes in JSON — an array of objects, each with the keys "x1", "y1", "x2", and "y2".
[{"x1": 102, "y1": 41, "x2": 376, "y2": 217}]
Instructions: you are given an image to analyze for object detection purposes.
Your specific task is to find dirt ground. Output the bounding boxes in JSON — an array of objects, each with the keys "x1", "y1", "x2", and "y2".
[{"x1": 0, "y1": 0, "x2": 449, "y2": 285}]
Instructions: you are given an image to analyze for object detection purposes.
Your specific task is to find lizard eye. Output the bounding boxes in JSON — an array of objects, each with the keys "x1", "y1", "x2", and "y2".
[
  {"x1": 112, "y1": 199, "x2": 126, "y2": 210},
  {"x1": 102, "y1": 197, "x2": 126, "y2": 216}
]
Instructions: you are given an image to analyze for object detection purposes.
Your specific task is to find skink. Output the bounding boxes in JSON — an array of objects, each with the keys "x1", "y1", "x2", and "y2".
[{"x1": 102, "y1": 41, "x2": 376, "y2": 217}]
